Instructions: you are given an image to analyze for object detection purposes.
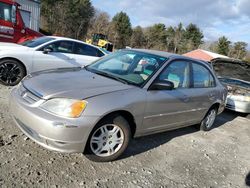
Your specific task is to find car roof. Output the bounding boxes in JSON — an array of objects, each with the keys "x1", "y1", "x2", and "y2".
[
  {"x1": 128, "y1": 48, "x2": 209, "y2": 63},
  {"x1": 125, "y1": 48, "x2": 214, "y2": 71},
  {"x1": 131, "y1": 48, "x2": 177, "y2": 58}
]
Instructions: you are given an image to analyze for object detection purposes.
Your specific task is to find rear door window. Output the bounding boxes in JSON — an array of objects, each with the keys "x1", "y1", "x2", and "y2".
[
  {"x1": 192, "y1": 63, "x2": 215, "y2": 88},
  {"x1": 74, "y1": 43, "x2": 104, "y2": 57}
]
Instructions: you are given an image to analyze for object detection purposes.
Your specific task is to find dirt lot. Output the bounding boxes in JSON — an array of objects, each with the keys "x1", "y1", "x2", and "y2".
[{"x1": 0, "y1": 85, "x2": 249, "y2": 188}]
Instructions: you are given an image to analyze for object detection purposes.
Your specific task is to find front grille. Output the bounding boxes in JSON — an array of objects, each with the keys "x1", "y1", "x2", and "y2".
[
  {"x1": 226, "y1": 104, "x2": 235, "y2": 109},
  {"x1": 18, "y1": 84, "x2": 41, "y2": 104}
]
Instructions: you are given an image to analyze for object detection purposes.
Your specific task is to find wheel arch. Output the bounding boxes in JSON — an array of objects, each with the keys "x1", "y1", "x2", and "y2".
[
  {"x1": 83, "y1": 110, "x2": 137, "y2": 157},
  {"x1": 0, "y1": 57, "x2": 27, "y2": 76},
  {"x1": 93, "y1": 110, "x2": 137, "y2": 138},
  {"x1": 202, "y1": 102, "x2": 221, "y2": 120},
  {"x1": 210, "y1": 102, "x2": 220, "y2": 111}
]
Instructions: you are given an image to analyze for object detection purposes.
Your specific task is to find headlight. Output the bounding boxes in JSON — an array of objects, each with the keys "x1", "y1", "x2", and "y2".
[
  {"x1": 244, "y1": 96, "x2": 250, "y2": 102},
  {"x1": 41, "y1": 98, "x2": 87, "y2": 118}
]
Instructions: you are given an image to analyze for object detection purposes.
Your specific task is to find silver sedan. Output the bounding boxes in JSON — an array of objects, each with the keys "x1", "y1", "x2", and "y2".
[{"x1": 10, "y1": 49, "x2": 227, "y2": 162}]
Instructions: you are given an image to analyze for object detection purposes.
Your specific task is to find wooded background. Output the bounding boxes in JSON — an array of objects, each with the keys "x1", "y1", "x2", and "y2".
[{"x1": 41, "y1": 0, "x2": 250, "y2": 62}]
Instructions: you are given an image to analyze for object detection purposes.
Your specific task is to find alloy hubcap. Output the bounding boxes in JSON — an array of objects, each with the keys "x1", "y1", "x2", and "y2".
[
  {"x1": 0, "y1": 62, "x2": 22, "y2": 85},
  {"x1": 90, "y1": 124, "x2": 124, "y2": 157},
  {"x1": 205, "y1": 109, "x2": 216, "y2": 128}
]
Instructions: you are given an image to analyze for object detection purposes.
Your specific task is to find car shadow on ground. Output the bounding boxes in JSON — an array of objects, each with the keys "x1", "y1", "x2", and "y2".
[
  {"x1": 212, "y1": 109, "x2": 241, "y2": 129},
  {"x1": 122, "y1": 110, "x2": 247, "y2": 159},
  {"x1": 123, "y1": 125, "x2": 197, "y2": 159}
]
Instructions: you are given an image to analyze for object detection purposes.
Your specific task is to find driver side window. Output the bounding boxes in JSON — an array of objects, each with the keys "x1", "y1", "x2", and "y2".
[
  {"x1": 158, "y1": 61, "x2": 190, "y2": 89},
  {"x1": 42, "y1": 41, "x2": 74, "y2": 54}
]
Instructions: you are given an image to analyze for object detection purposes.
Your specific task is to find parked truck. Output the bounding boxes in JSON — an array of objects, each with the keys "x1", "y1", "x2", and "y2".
[
  {"x1": 0, "y1": 0, "x2": 43, "y2": 43},
  {"x1": 86, "y1": 33, "x2": 113, "y2": 52}
]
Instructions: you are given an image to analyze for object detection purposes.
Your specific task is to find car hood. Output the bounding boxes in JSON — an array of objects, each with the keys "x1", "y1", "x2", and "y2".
[
  {"x1": 211, "y1": 58, "x2": 250, "y2": 82},
  {"x1": 0, "y1": 42, "x2": 30, "y2": 51},
  {"x1": 23, "y1": 68, "x2": 134, "y2": 100}
]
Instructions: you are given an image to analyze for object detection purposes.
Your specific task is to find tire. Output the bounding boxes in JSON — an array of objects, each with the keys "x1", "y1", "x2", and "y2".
[
  {"x1": 0, "y1": 59, "x2": 26, "y2": 86},
  {"x1": 85, "y1": 114, "x2": 131, "y2": 162},
  {"x1": 246, "y1": 172, "x2": 250, "y2": 186},
  {"x1": 199, "y1": 107, "x2": 218, "y2": 131}
]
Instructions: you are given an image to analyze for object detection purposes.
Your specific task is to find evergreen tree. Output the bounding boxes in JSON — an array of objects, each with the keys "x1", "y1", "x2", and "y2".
[
  {"x1": 216, "y1": 36, "x2": 231, "y2": 55},
  {"x1": 184, "y1": 23, "x2": 203, "y2": 51},
  {"x1": 144, "y1": 23, "x2": 167, "y2": 50},
  {"x1": 110, "y1": 12, "x2": 132, "y2": 49}
]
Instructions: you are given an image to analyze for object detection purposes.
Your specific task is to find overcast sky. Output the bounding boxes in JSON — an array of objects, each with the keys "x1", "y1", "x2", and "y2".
[{"x1": 92, "y1": 0, "x2": 250, "y2": 46}]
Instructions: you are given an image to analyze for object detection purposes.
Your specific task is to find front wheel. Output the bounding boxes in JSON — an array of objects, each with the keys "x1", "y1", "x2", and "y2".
[
  {"x1": 0, "y1": 59, "x2": 26, "y2": 86},
  {"x1": 199, "y1": 108, "x2": 218, "y2": 131},
  {"x1": 85, "y1": 115, "x2": 131, "y2": 162}
]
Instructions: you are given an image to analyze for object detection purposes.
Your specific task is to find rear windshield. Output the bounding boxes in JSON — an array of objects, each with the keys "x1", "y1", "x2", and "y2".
[{"x1": 21, "y1": 37, "x2": 55, "y2": 48}]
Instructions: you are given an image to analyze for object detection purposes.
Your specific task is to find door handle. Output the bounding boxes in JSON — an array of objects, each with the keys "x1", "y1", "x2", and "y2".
[{"x1": 67, "y1": 57, "x2": 74, "y2": 60}]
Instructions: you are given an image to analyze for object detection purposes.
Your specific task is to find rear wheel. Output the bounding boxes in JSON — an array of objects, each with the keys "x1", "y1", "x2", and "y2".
[
  {"x1": 199, "y1": 108, "x2": 218, "y2": 131},
  {"x1": 85, "y1": 115, "x2": 131, "y2": 162},
  {"x1": 0, "y1": 59, "x2": 26, "y2": 86}
]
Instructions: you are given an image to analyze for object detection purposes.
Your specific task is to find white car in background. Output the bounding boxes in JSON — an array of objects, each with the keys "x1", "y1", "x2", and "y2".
[{"x1": 0, "y1": 36, "x2": 108, "y2": 86}]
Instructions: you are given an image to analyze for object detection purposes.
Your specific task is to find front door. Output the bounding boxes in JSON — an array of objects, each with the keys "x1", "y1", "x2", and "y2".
[{"x1": 32, "y1": 40, "x2": 79, "y2": 72}]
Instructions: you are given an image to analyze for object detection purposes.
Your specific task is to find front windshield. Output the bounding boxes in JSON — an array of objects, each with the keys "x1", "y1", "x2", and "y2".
[
  {"x1": 0, "y1": 2, "x2": 12, "y2": 22},
  {"x1": 219, "y1": 78, "x2": 250, "y2": 89},
  {"x1": 86, "y1": 50, "x2": 168, "y2": 87},
  {"x1": 21, "y1": 37, "x2": 55, "y2": 48}
]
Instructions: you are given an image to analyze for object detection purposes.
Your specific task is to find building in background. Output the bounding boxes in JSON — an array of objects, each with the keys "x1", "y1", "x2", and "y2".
[
  {"x1": 16, "y1": 0, "x2": 41, "y2": 31},
  {"x1": 183, "y1": 49, "x2": 229, "y2": 62}
]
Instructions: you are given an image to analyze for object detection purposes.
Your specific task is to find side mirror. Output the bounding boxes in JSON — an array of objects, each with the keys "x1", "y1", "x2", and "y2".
[
  {"x1": 149, "y1": 80, "x2": 174, "y2": 90},
  {"x1": 43, "y1": 47, "x2": 53, "y2": 54}
]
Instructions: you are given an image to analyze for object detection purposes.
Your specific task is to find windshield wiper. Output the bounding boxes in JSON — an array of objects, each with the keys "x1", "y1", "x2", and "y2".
[{"x1": 91, "y1": 70, "x2": 129, "y2": 85}]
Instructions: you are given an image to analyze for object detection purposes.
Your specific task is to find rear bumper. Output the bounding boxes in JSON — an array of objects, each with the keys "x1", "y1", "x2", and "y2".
[{"x1": 10, "y1": 87, "x2": 98, "y2": 153}]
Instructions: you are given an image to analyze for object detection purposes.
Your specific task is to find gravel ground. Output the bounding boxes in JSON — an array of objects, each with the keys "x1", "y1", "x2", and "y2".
[{"x1": 0, "y1": 85, "x2": 249, "y2": 188}]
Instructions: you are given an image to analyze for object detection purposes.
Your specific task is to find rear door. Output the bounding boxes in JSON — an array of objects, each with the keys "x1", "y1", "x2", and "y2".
[
  {"x1": 32, "y1": 40, "x2": 79, "y2": 72},
  {"x1": 73, "y1": 42, "x2": 104, "y2": 66},
  {"x1": 188, "y1": 61, "x2": 217, "y2": 119}
]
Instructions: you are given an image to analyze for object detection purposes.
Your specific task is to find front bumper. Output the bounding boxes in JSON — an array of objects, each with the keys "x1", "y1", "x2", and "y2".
[
  {"x1": 226, "y1": 98, "x2": 250, "y2": 113},
  {"x1": 10, "y1": 87, "x2": 98, "y2": 153}
]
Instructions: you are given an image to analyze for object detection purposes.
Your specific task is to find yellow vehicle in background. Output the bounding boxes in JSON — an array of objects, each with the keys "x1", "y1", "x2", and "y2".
[{"x1": 86, "y1": 33, "x2": 113, "y2": 52}]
